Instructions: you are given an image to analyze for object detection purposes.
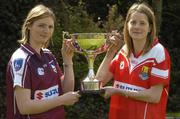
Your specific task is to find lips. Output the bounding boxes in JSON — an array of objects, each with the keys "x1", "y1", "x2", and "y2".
[
  {"x1": 132, "y1": 31, "x2": 141, "y2": 34},
  {"x1": 40, "y1": 35, "x2": 48, "y2": 39},
  {"x1": 132, "y1": 31, "x2": 143, "y2": 35}
]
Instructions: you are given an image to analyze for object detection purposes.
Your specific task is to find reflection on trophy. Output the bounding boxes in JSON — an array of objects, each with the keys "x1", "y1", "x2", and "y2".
[{"x1": 63, "y1": 32, "x2": 109, "y2": 94}]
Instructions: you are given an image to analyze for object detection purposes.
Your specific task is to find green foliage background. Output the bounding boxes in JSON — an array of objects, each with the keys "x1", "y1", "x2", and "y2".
[{"x1": 0, "y1": 0, "x2": 180, "y2": 118}]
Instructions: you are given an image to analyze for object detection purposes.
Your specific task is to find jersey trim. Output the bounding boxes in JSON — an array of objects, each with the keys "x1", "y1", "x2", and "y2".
[
  {"x1": 151, "y1": 67, "x2": 169, "y2": 79},
  {"x1": 21, "y1": 44, "x2": 34, "y2": 55},
  {"x1": 143, "y1": 103, "x2": 148, "y2": 119}
]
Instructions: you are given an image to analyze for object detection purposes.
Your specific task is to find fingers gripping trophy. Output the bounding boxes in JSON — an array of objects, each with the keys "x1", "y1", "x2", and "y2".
[{"x1": 63, "y1": 32, "x2": 110, "y2": 94}]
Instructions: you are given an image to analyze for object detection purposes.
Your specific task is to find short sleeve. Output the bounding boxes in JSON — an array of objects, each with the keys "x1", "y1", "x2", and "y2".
[
  {"x1": 12, "y1": 57, "x2": 31, "y2": 89},
  {"x1": 150, "y1": 48, "x2": 171, "y2": 86},
  {"x1": 109, "y1": 54, "x2": 120, "y2": 74}
]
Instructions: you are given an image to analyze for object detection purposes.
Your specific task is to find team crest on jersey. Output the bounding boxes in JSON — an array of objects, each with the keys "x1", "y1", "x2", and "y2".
[
  {"x1": 37, "y1": 67, "x2": 45, "y2": 75},
  {"x1": 119, "y1": 61, "x2": 125, "y2": 69},
  {"x1": 14, "y1": 58, "x2": 23, "y2": 71},
  {"x1": 139, "y1": 66, "x2": 149, "y2": 80}
]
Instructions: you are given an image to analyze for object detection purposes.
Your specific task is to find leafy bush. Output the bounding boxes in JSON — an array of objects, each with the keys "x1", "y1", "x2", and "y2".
[{"x1": 1, "y1": 0, "x2": 180, "y2": 119}]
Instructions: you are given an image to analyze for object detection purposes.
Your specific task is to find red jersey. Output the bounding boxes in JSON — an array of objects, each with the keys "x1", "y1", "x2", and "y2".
[
  {"x1": 109, "y1": 40, "x2": 171, "y2": 119},
  {"x1": 6, "y1": 44, "x2": 65, "y2": 119}
]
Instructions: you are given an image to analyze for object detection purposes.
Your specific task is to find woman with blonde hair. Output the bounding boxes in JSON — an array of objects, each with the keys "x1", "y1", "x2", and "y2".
[{"x1": 6, "y1": 4, "x2": 80, "y2": 119}]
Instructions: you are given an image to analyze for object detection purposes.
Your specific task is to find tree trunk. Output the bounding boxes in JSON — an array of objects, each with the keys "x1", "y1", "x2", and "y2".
[
  {"x1": 152, "y1": 0, "x2": 163, "y2": 35},
  {"x1": 58, "y1": 0, "x2": 70, "y2": 31}
]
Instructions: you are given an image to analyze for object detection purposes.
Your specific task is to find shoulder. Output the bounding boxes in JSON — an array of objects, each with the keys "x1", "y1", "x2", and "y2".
[
  {"x1": 11, "y1": 47, "x2": 29, "y2": 61},
  {"x1": 42, "y1": 48, "x2": 57, "y2": 60},
  {"x1": 113, "y1": 44, "x2": 127, "y2": 61},
  {"x1": 9, "y1": 48, "x2": 30, "y2": 71},
  {"x1": 146, "y1": 43, "x2": 169, "y2": 63},
  {"x1": 120, "y1": 45, "x2": 128, "y2": 55},
  {"x1": 116, "y1": 44, "x2": 128, "y2": 59}
]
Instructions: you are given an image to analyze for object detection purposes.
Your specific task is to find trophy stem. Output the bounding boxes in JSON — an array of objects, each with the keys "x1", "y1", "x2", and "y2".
[{"x1": 86, "y1": 51, "x2": 97, "y2": 80}]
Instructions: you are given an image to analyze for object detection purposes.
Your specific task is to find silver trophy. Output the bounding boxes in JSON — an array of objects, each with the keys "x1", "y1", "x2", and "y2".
[{"x1": 63, "y1": 32, "x2": 109, "y2": 94}]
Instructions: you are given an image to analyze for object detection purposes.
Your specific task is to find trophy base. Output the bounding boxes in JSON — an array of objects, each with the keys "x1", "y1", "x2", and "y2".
[{"x1": 81, "y1": 78, "x2": 100, "y2": 90}]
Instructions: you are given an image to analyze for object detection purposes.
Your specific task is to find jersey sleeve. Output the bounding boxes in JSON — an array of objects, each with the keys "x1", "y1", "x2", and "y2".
[
  {"x1": 109, "y1": 53, "x2": 120, "y2": 74},
  {"x1": 11, "y1": 57, "x2": 31, "y2": 89},
  {"x1": 150, "y1": 48, "x2": 171, "y2": 86}
]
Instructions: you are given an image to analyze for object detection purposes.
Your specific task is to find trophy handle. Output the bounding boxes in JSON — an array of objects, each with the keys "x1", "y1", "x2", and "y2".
[
  {"x1": 62, "y1": 31, "x2": 84, "y2": 53},
  {"x1": 62, "y1": 31, "x2": 70, "y2": 41}
]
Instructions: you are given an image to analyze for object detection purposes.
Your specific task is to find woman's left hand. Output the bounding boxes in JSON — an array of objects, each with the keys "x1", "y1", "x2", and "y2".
[
  {"x1": 101, "y1": 86, "x2": 117, "y2": 99},
  {"x1": 107, "y1": 30, "x2": 124, "y2": 53}
]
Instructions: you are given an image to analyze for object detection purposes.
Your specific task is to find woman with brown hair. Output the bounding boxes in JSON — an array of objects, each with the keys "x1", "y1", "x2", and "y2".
[{"x1": 96, "y1": 2, "x2": 171, "y2": 119}]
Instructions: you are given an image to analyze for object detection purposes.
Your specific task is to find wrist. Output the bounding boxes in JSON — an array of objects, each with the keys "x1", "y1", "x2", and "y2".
[
  {"x1": 105, "y1": 50, "x2": 117, "y2": 59},
  {"x1": 63, "y1": 63, "x2": 73, "y2": 67},
  {"x1": 63, "y1": 59, "x2": 73, "y2": 65}
]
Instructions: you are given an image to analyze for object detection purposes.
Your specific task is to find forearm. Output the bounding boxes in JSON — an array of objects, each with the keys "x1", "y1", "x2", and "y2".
[
  {"x1": 113, "y1": 85, "x2": 163, "y2": 103},
  {"x1": 19, "y1": 96, "x2": 65, "y2": 115},
  {"x1": 61, "y1": 38, "x2": 75, "y2": 92},
  {"x1": 62, "y1": 62, "x2": 74, "y2": 92},
  {"x1": 15, "y1": 87, "x2": 67, "y2": 115},
  {"x1": 96, "y1": 50, "x2": 116, "y2": 85}
]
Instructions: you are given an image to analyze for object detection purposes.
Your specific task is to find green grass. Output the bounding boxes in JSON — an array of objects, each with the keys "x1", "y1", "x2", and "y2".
[{"x1": 167, "y1": 112, "x2": 180, "y2": 117}]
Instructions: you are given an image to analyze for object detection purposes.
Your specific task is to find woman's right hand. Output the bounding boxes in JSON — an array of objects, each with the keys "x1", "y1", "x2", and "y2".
[
  {"x1": 107, "y1": 30, "x2": 124, "y2": 54},
  {"x1": 61, "y1": 38, "x2": 75, "y2": 62},
  {"x1": 60, "y1": 91, "x2": 81, "y2": 106}
]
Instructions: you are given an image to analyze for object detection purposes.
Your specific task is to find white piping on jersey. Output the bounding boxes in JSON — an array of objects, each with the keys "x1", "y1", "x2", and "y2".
[
  {"x1": 22, "y1": 62, "x2": 28, "y2": 87},
  {"x1": 151, "y1": 67, "x2": 169, "y2": 79},
  {"x1": 42, "y1": 48, "x2": 51, "y2": 53},
  {"x1": 165, "y1": 88, "x2": 168, "y2": 96},
  {"x1": 49, "y1": 60, "x2": 54, "y2": 64},
  {"x1": 119, "y1": 50, "x2": 129, "y2": 67},
  {"x1": 143, "y1": 103, "x2": 148, "y2": 119},
  {"x1": 22, "y1": 56, "x2": 31, "y2": 87},
  {"x1": 21, "y1": 45, "x2": 34, "y2": 55}
]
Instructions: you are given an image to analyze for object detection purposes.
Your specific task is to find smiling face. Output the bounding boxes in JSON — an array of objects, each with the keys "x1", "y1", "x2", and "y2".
[
  {"x1": 128, "y1": 11, "x2": 150, "y2": 42},
  {"x1": 28, "y1": 16, "x2": 54, "y2": 47},
  {"x1": 123, "y1": 3, "x2": 156, "y2": 57}
]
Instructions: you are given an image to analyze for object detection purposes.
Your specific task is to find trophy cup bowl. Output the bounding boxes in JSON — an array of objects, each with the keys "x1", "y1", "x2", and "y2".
[{"x1": 63, "y1": 32, "x2": 108, "y2": 94}]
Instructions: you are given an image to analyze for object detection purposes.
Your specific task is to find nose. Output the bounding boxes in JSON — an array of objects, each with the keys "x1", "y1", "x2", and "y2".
[
  {"x1": 43, "y1": 26, "x2": 50, "y2": 33},
  {"x1": 134, "y1": 23, "x2": 140, "y2": 29}
]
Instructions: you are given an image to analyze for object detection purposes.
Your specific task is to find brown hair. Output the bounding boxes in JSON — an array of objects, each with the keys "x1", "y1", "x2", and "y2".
[
  {"x1": 18, "y1": 4, "x2": 56, "y2": 48},
  {"x1": 123, "y1": 2, "x2": 156, "y2": 57}
]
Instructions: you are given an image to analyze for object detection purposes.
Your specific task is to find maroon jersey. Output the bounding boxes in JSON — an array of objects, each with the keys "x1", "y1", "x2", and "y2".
[{"x1": 6, "y1": 44, "x2": 65, "y2": 119}]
